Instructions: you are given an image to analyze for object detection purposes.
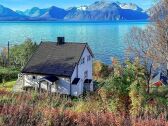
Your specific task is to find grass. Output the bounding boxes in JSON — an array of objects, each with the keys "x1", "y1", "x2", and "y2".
[
  {"x1": 0, "y1": 80, "x2": 16, "y2": 91},
  {"x1": 0, "y1": 90, "x2": 167, "y2": 126},
  {"x1": 0, "y1": 79, "x2": 168, "y2": 125}
]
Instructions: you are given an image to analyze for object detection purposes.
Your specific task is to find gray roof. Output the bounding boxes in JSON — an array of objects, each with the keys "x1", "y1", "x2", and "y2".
[{"x1": 22, "y1": 42, "x2": 93, "y2": 77}]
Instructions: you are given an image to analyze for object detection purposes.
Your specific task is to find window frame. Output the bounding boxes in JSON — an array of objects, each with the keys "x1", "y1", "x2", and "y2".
[
  {"x1": 84, "y1": 70, "x2": 88, "y2": 79},
  {"x1": 87, "y1": 55, "x2": 91, "y2": 61},
  {"x1": 81, "y1": 57, "x2": 85, "y2": 64},
  {"x1": 32, "y1": 76, "x2": 36, "y2": 80}
]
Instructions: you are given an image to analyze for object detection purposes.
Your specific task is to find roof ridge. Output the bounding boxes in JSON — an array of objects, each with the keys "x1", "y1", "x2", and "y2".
[
  {"x1": 41, "y1": 41, "x2": 87, "y2": 44},
  {"x1": 22, "y1": 41, "x2": 92, "y2": 77}
]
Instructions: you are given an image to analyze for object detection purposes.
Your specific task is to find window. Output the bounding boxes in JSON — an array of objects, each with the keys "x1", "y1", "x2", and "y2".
[
  {"x1": 81, "y1": 57, "x2": 85, "y2": 64},
  {"x1": 84, "y1": 71, "x2": 88, "y2": 79},
  {"x1": 32, "y1": 76, "x2": 36, "y2": 79},
  {"x1": 87, "y1": 55, "x2": 91, "y2": 61}
]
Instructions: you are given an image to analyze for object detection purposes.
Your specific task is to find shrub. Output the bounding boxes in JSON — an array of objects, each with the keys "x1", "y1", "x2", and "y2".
[
  {"x1": 0, "y1": 67, "x2": 19, "y2": 83},
  {"x1": 0, "y1": 91, "x2": 168, "y2": 126},
  {"x1": 1, "y1": 104, "x2": 42, "y2": 126},
  {"x1": 93, "y1": 60, "x2": 110, "y2": 80}
]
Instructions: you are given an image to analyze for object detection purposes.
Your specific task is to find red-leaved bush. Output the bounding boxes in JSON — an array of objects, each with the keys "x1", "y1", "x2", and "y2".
[
  {"x1": 1, "y1": 90, "x2": 168, "y2": 126},
  {"x1": 2, "y1": 105, "x2": 167, "y2": 126}
]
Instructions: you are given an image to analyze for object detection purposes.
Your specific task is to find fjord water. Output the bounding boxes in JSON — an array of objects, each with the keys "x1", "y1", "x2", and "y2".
[{"x1": 0, "y1": 21, "x2": 147, "y2": 64}]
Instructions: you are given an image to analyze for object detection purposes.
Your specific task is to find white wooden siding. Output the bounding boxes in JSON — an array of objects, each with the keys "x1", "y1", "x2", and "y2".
[
  {"x1": 24, "y1": 74, "x2": 71, "y2": 95},
  {"x1": 71, "y1": 47, "x2": 93, "y2": 96}
]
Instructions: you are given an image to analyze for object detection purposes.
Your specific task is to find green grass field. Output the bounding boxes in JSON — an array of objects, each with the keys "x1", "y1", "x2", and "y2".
[{"x1": 0, "y1": 80, "x2": 16, "y2": 91}]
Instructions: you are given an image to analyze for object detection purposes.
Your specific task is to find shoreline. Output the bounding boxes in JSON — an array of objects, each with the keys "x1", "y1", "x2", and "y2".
[{"x1": 0, "y1": 20, "x2": 150, "y2": 23}]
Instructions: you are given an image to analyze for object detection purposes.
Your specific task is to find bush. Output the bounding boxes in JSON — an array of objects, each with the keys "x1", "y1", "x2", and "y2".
[
  {"x1": 0, "y1": 67, "x2": 19, "y2": 83},
  {"x1": 93, "y1": 60, "x2": 110, "y2": 80},
  {"x1": 0, "y1": 91, "x2": 168, "y2": 126},
  {"x1": 1, "y1": 105, "x2": 42, "y2": 126}
]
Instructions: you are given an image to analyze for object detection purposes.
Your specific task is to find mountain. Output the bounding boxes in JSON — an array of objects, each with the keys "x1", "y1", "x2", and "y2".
[
  {"x1": 64, "y1": 1, "x2": 148, "y2": 21},
  {"x1": 0, "y1": 1, "x2": 149, "y2": 21},
  {"x1": 0, "y1": 4, "x2": 26, "y2": 20},
  {"x1": 17, "y1": 6, "x2": 67, "y2": 20},
  {"x1": 38, "y1": 6, "x2": 67, "y2": 20},
  {"x1": 65, "y1": 2, "x2": 121, "y2": 20},
  {"x1": 119, "y1": 3, "x2": 143, "y2": 12},
  {"x1": 77, "y1": 6, "x2": 88, "y2": 11},
  {"x1": 16, "y1": 7, "x2": 47, "y2": 18}
]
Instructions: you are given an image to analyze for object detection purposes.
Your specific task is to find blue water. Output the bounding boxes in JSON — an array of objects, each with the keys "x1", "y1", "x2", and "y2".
[{"x1": 0, "y1": 21, "x2": 148, "y2": 64}]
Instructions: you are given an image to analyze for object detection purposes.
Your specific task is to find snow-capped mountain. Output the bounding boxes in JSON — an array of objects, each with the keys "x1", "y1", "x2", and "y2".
[
  {"x1": 77, "y1": 6, "x2": 88, "y2": 11},
  {"x1": 0, "y1": 1, "x2": 149, "y2": 21},
  {"x1": 65, "y1": 1, "x2": 148, "y2": 21},
  {"x1": 119, "y1": 3, "x2": 143, "y2": 12},
  {"x1": 87, "y1": 1, "x2": 119, "y2": 11}
]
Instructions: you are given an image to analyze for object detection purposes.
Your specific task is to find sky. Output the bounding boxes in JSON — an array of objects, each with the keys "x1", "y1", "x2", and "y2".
[{"x1": 0, "y1": 0, "x2": 157, "y2": 11}]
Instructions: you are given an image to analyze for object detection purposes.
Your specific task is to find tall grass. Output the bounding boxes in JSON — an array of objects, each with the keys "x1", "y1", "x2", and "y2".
[{"x1": 0, "y1": 89, "x2": 168, "y2": 126}]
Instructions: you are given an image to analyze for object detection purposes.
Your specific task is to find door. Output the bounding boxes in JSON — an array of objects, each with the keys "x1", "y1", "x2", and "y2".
[{"x1": 84, "y1": 71, "x2": 90, "y2": 92}]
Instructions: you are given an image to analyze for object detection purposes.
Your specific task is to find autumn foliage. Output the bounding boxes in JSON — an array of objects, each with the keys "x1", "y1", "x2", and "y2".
[{"x1": 0, "y1": 89, "x2": 168, "y2": 126}]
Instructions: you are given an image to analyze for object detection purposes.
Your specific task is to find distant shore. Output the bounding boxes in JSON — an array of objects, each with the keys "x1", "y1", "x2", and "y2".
[{"x1": 0, "y1": 20, "x2": 150, "y2": 23}]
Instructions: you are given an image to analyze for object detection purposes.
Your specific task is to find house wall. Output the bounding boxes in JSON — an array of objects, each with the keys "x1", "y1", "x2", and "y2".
[
  {"x1": 23, "y1": 74, "x2": 71, "y2": 95},
  {"x1": 57, "y1": 78, "x2": 70, "y2": 95},
  {"x1": 71, "y1": 47, "x2": 93, "y2": 96}
]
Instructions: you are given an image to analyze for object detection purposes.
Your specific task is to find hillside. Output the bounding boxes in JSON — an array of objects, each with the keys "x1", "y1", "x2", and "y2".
[{"x1": 0, "y1": 1, "x2": 149, "y2": 21}]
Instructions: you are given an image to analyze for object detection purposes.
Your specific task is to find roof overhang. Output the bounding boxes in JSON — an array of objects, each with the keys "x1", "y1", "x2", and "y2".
[
  {"x1": 86, "y1": 45, "x2": 94, "y2": 58},
  {"x1": 22, "y1": 72, "x2": 71, "y2": 78},
  {"x1": 39, "y1": 75, "x2": 59, "y2": 83}
]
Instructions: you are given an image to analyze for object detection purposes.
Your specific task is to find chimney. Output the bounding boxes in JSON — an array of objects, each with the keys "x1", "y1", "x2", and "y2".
[{"x1": 57, "y1": 37, "x2": 65, "y2": 45}]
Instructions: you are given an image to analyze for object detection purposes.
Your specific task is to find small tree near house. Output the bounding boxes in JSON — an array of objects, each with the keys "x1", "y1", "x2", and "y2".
[{"x1": 126, "y1": 0, "x2": 168, "y2": 93}]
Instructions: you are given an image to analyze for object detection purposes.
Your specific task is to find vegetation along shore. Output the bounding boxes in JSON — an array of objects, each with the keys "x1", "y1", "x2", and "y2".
[{"x1": 1, "y1": 0, "x2": 168, "y2": 126}]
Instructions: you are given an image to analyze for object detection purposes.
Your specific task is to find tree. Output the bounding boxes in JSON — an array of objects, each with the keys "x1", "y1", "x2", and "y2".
[
  {"x1": 102, "y1": 58, "x2": 147, "y2": 114},
  {"x1": 149, "y1": 0, "x2": 168, "y2": 21},
  {"x1": 151, "y1": 0, "x2": 168, "y2": 61},
  {"x1": 126, "y1": 27, "x2": 156, "y2": 94},
  {"x1": 10, "y1": 38, "x2": 38, "y2": 68},
  {"x1": 93, "y1": 60, "x2": 109, "y2": 80},
  {"x1": 0, "y1": 48, "x2": 8, "y2": 67},
  {"x1": 129, "y1": 58, "x2": 146, "y2": 117},
  {"x1": 126, "y1": 0, "x2": 168, "y2": 93}
]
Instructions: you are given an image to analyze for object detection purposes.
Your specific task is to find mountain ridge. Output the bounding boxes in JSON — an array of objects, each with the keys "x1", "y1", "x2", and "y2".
[
  {"x1": 0, "y1": 4, "x2": 27, "y2": 21},
  {"x1": 0, "y1": 1, "x2": 149, "y2": 21}
]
